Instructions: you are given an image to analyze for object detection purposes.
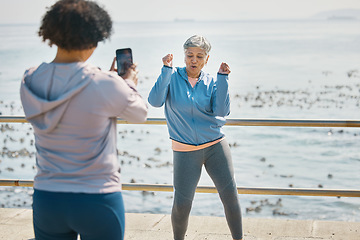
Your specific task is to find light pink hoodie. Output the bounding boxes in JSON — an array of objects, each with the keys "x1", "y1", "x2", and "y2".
[{"x1": 20, "y1": 62, "x2": 148, "y2": 193}]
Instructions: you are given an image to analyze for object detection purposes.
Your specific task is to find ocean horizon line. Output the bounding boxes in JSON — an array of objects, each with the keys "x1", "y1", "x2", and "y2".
[{"x1": 2, "y1": 17, "x2": 359, "y2": 27}]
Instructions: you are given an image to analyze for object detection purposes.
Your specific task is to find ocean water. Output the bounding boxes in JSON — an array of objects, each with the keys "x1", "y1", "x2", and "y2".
[{"x1": 0, "y1": 20, "x2": 360, "y2": 222}]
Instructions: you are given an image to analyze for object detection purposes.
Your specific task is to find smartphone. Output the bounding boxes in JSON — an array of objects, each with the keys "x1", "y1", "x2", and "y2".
[{"x1": 116, "y1": 48, "x2": 133, "y2": 76}]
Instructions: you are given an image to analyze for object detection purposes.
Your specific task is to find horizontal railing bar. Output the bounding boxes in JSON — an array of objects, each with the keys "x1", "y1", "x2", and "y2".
[
  {"x1": 0, "y1": 179, "x2": 34, "y2": 187},
  {"x1": 0, "y1": 180, "x2": 359, "y2": 197},
  {"x1": 1, "y1": 116, "x2": 360, "y2": 128}
]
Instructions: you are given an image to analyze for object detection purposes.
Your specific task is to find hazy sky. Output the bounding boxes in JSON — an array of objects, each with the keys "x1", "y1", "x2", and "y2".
[{"x1": 0, "y1": 0, "x2": 360, "y2": 24}]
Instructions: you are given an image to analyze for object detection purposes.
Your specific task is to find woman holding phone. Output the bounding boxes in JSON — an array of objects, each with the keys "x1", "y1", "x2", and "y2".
[
  {"x1": 20, "y1": 0, "x2": 147, "y2": 239},
  {"x1": 148, "y1": 35, "x2": 243, "y2": 240}
]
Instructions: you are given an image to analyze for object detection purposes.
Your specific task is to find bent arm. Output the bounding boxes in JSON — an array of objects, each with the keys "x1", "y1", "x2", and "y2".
[
  {"x1": 212, "y1": 73, "x2": 230, "y2": 117},
  {"x1": 120, "y1": 79, "x2": 148, "y2": 123},
  {"x1": 148, "y1": 66, "x2": 173, "y2": 107},
  {"x1": 99, "y1": 72, "x2": 148, "y2": 123}
]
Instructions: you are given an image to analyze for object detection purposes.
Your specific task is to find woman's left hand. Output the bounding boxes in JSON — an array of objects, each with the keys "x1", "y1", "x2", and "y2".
[{"x1": 218, "y1": 62, "x2": 231, "y2": 75}]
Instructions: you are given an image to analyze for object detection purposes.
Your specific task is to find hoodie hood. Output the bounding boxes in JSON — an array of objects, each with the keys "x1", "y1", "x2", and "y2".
[{"x1": 20, "y1": 62, "x2": 93, "y2": 133}]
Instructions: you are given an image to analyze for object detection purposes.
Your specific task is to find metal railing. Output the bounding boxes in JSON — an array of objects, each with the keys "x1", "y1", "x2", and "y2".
[
  {"x1": 1, "y1": 115, "x2": 360, "y2": 198},
  {"x1": 0, "y1": 179, "x2": 359, "y2": 197},
  {"x1": 1, "y1": 116, "x2": 360, "y2": 128}
]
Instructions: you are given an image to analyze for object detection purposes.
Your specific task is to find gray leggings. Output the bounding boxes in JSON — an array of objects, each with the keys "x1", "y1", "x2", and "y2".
[{"x1": 171, "y1": 139, "x2": 243, "y2": 240}]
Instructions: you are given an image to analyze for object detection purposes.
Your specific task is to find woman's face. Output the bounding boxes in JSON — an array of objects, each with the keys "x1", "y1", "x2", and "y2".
[{"x1": 184, "y1": 47, "x2": 209, "y2": 78}]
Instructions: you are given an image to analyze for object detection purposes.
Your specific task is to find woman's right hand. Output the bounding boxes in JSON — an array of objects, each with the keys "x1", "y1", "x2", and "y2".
[
  {"x1": 110, "y1": 57, "x2": 138, "y2": 86},
  {"x1": 122, "y1": 63, "x2": 139, "y2": 86},
  {"x1": 162, "y1": 54, "x2": 173, "y2": 67}
]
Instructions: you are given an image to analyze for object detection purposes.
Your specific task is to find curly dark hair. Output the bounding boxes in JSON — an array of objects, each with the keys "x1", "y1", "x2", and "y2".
[{"x1": 38, "y1": 0, "x2": 112, "y2": 50}]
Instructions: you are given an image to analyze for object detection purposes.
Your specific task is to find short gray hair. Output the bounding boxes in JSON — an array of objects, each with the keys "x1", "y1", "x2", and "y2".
[{"x1": 183, "y1": 35, "x2": 211, "y2": 55}]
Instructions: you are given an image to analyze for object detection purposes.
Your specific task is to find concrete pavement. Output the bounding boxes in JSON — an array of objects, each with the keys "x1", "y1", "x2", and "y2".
[{"x1": 0, "y1": 208, "x2": 359, "y2": 239}]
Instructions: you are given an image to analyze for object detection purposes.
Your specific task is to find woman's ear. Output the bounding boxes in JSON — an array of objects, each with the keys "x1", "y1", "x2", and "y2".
[{"x1": 206, "y1": 54, "x2": 210, "y2": 64}]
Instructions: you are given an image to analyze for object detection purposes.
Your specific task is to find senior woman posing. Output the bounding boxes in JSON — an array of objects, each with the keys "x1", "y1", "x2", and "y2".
[
  {"x1": 148, "y1": 35, "x2": 243, "y2": 240},
  {"x1": 20, "y1": 0, "x2": 147, "y2": 239}
]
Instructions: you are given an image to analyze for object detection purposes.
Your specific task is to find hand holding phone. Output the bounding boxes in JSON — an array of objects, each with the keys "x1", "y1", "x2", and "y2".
[{"x1": 116, "y1": 48, "x2": 133, "y2": 76}]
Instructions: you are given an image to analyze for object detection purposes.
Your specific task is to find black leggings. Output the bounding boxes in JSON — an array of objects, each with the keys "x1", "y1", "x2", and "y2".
[{"x1": 171, "y1": 139, "x2": 243, "y2": 240}]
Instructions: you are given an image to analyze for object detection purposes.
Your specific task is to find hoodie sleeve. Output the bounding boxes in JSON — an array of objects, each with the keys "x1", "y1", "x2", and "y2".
[
  {"x1": 119, "y1": 79, "x2": 148, "y2": 123},
  {"x1": 148, "y1": 66, "x2": 173, "y2": 107},
  {"x1": 96, "y1": 72, "x2": 148, "y2": 123},
  {"x1": 212, "y1": 73, "x2": 230, "y2": 117}
]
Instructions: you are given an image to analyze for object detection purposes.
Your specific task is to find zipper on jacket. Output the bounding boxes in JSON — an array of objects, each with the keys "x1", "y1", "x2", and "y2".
[{"x1": 189, "y1": 84, "x2": 199, "y2": 144}]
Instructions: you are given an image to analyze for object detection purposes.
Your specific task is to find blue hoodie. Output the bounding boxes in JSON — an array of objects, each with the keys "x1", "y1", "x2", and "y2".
[{"x1": 148, "y1": 66, "x2": 230, "y2": 145}]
